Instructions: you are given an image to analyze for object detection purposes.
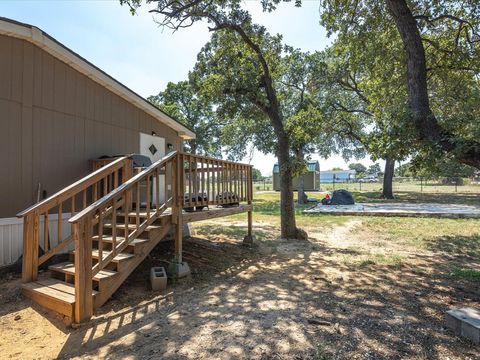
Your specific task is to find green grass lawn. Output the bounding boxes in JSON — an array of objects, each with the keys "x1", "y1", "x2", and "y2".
[{"x1": 217, "y1": 190, "x2": 480, "y2": 280}]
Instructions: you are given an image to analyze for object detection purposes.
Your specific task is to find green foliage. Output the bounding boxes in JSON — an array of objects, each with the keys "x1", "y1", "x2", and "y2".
[
  {"x1": 317, "y1": 0, "x2": 480, "y2": 166},
  {"x1": 409, "y1": 156, "x2": 476, "y2": 179},
  {"x1": 348, "y1": 162, "x2": 367, "y2": 176},
  {"x1": 367, "y1": 163, "x2": 381, "y2": 175},
  {"x1": 252, "y1": 167, "x2": 263, "y2": 181},
  {"x1": 148, "y1": 81, "x2": 221, "y2": 157}
]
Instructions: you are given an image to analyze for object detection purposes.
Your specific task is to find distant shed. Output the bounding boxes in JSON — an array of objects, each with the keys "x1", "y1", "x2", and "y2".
[{"x1": 273, "y1": 160, "x2": 320, "y2": 191}]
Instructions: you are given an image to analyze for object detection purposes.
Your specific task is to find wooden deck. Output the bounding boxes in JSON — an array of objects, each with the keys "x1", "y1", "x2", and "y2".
[{"x1": 17, "y1": 151, "x2": 253, "y2": 323}]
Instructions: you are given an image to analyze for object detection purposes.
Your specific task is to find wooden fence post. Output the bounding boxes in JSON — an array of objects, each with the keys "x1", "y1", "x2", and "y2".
[{"x1": 74, "y1": 217, "x2": 93, "y2": 323}]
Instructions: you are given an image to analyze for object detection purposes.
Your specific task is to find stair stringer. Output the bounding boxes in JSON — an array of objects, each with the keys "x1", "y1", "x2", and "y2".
[{"x1": 93, "y1": 217, "x2": 172, "y2": 309}]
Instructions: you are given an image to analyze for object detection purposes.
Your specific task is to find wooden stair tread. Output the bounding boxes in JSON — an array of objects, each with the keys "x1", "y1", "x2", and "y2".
[
  {"x1": 49, "y1": 262, "x2": 118, "y2": 280},
  {"x1": 117, "y1": 211, "x2": 154, "y2": 218},
  {"x1": 103, "y1": 222, "x2": 162, "y2": 231},
  {"x1": 91, "y1": 249, "x2": 135, "y2": 261},
  {"x1": 22, "y1": 278, "x2": 98, "y2": 300},
  {"x1": 92, "y1": 235, "x2": 149, "y2": 246},
  {"x1": 71, "y1": 249, "x2": 135, "y2": 262},
  {"x1": 23, "y1": 279, "x2": 75, "y2": 304}
]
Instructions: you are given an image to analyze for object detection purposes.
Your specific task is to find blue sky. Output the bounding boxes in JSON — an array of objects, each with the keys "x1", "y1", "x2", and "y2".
[{"x1": 0, "y1": 0, "x2": 381, "y2": 176}]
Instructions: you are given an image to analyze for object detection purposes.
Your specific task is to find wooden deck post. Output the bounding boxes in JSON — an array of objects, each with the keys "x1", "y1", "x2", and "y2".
[
  {"x1": 247, "y1": 166, "x2": 253, "y2": 237},
  {"x1": 173, "y1": 154, "x2": 183, "y2": 263},
  {"x1": 22, "y1": 212, "x2": 39, "y2": 282},
  {"x1": 242, "y1": 165, "x2": 254, "y2": 246},
  {"x1": 74, "y1": 217, "x2": 93, "y2": 323}
]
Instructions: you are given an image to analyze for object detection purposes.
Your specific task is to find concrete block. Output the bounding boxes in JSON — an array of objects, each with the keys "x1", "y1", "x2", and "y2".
[
  {"x1": 150, "y1": 267, "x2": 167, "y2": 291},
  {"x1": 446, "y1": 308, "x2": 480, "y2": 344},
  {"x1": 167, "y1": 261, "x2": 191, "y2": 279}
]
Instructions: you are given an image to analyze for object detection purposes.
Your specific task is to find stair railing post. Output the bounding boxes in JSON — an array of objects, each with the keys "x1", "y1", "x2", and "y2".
[
  {"x1": 22, "y1": 211, "x2": 39, "y2": 282},
  {"x1": 173, "y1": 154, "x2": 183, "y2": 263},
  {"x1": 247, "y1": 166, "x2": 253, "y2": 237},
  {"x1": 74, "y1": 215, "x2": 93, "y2": 323}
]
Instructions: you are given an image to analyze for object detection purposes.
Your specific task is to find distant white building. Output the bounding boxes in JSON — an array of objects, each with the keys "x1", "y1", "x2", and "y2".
[{"x1": 320, "y1": 170, "x2": 356, "y2": 183}]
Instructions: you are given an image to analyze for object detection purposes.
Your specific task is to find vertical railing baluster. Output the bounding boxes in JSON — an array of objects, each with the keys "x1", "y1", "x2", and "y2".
[
  {"x1": 58, "y1": 203, "x2": 63, "y2": 244},
  {"x1": 103, "y1": 176, "x2": 108, "y2": 197},
  {"x1": 136, "y1": 182, "x2": 140, "y2": 229},
  {"x1": 71, "y1": 195, "x2": 76, "y2": 216},
  {"x1": 156, "y1": 168, "x2": 160, "y2": 212},
  {"x1": 194, "y1": 156, "x2": 198, "y2": 206},
  {"x1": 221, "y1": 161, "x2": 225, "y2": 204},
  {"x1": 98, "y1": 211, "x2": 103, "y2": 267},
  {"x1": 211, "y1": 160, "x2": 215, "y2": 205},
  {"x1": 240, "y1": 166, "x2": 244, "y2": 202},
  {"x1": 234, "y1": 164, "x2": 237, "y2": 203},
  {"x1": 228, "y1": 163, "x2": 233, "y2": 203},
  {"x1": 201, "y1": 158, "x2": 205, "y2": 206},
  {"x1": 164, "y1": 163, "x2": 169, "y2": 206},
  {"x1": 124, "y1": 196, "x2": 129, "y2": 249},
  {"x1": 146, "y1": 175, "x2": 151, "y2": 219},
  {"x1": 83, "y1": 190, "x2": 87, "y2": 208},
  {"x1": 93, "y1": 182, "x2": 98, "y2": 202},
  {"x1": 206, "y1": 160, "x2": 210, "y2": 205},
  {"x1": 188, "y1": 155, "x2": 193, "y2": 206},
  {"x1": 43, "y1": 212, "x2": 49, "y2": 253},
  {"x1": 112, "y1": 198, "x2": 117, "y2": 250}
]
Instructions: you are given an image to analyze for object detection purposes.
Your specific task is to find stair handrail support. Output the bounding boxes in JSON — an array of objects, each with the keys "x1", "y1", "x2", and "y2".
[
  {"x1": 69, "y1": 151, "x2": 179, "y2": 323},
  {"x1": 17, "y1": 155, "x2": 133, "y2": 283}
]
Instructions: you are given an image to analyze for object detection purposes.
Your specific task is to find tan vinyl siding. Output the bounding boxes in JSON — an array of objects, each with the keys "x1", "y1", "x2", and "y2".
[{"x1": 0, "y1": 34, "x2": 183, "y2": 217}]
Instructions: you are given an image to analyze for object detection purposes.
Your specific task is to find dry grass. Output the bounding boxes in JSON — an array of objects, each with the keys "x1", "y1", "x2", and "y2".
[{"x1": 0, "y1": 192, "x2": 479, "y2": 359}]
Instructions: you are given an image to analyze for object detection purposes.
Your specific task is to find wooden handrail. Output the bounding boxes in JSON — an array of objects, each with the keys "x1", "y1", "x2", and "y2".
[
  {"x1": 38, "y1": 150, "x2": 254, "y2": 323},
  {"x1": 69, "y1": 151, "x2": 178, "y2": 224},
  {"x1": 17, "y1": 155, "x2": 131, "y2": 217},
  {"x1": 19, "y1": 154, "x2": 134, "y2": 283},
  {"x1": 178, "y1": 151, "x2": 253, "y2": 168}
]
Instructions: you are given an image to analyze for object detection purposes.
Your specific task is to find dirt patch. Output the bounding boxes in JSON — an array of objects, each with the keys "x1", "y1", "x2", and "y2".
[{"x1": 0, "y1": 218, "x2": 479, "y2": 359}]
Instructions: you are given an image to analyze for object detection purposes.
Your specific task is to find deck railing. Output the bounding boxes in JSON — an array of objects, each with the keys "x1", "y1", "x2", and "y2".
[
  {"x1": 19, "y1": 151, "x2": 252, "y2": 322},
  {"x1": 17, "y1": 156, "x2": 133, "y2": 283},
  {"x1": 179, "y1": 153, "x2": 252, "y2": 209}
]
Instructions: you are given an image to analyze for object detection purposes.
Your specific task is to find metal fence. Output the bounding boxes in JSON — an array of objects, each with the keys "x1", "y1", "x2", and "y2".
[{"x1": 254, "y1": 178, "x2": 480, "y2": 194}]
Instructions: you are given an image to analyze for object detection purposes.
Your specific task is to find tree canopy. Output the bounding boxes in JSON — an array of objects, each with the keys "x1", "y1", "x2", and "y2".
[{"x1": 148, "y1": 80, "x2": 222, "y2": 156}]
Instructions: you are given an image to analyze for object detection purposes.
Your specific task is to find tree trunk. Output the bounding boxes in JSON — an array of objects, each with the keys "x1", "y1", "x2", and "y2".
[
  {"x1": 385, "y1": 0, "x2": 480, "y2": 169},
  {"x1": 382, "y1": 157, "x2": 395, "y2": 199},
  {"x1": 297, "y1": 175, "x2": 308, "y2": 205},
  {"x1": 277, "y1": 135, "x2": 299, "y2": 239},
  {"x1": 296, "y1": 150, "x2": 308, "y2": 205},
  {"x1": 188, "y1": 140, "x2": 198, "y2": 155}
]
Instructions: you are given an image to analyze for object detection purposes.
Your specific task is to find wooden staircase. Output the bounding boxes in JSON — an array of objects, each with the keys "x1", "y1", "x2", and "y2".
[
  {"x1": 22, "y1": 211, "x2": 172, "y2": 321},
  {"x1": 17, "y1": 151, "x2": 253, "y2": 323}
]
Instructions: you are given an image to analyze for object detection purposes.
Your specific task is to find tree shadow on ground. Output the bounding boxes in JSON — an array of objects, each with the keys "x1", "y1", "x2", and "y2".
[{"x1": 51, "y1": 229, "x2": 480, "y2": 359}]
